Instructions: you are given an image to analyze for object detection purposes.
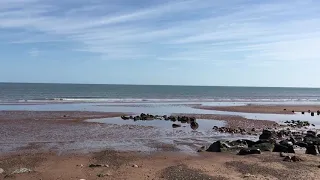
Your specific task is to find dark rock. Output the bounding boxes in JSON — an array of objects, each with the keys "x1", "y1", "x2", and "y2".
[
  {"x1": 121, "y1": 116, "x2": 130, "y2": 120},
  {"x1": 273, "y1": 142, "x2": 295, "y2": 153},
  {"x1": 206, "y1": 140, "x2": 248, "y2": 152},
  {"x1": 302, "y1": 112, "x2": 305, "y2": 114},
  {"x1": 251, "y1": 128, "x2": 256, "y2": 132},
  {"x1": 292, "y1": 110, "x2": 295, "y2": 113},
  {"x1": 284, "y1": 109, "x2": 287, "y2": 111},
  {"x1": 242, "y1": 139, "x2": 256, "y2": 147},
  {"x1": 213, "y1": 126, "x2": 218, "y2": 130},
  {"x1": 306, "y1": 144, "x2": 317, "y2": 155},
  {"x1": 311, "y1": 112, "x2": 315, "y2": 116},
  {"x1": 283, "y1": 156, "x2": 292, "y2": 162},
  {"x1": 172, "y1": 124, "x2": 181, "y2": 128},
  {"x1": 291, "y1": 156, "x2": 303, "y2": 162},
  {"x1": 252, "y1": 142, "x2": 274, "y2": 152},
  {"x1": 259, "y1": 130, "x2": 275, "y2": 140},
  {"x1": 238, "y1": 148, "x2": 261, "y2": 155},
  {"x1": 190, "y1": 122, "x2": 199, "y2": 130},
  {"x1": 296, "y1": 141, "x2": 308, "y2": 148},
  {"x1": 308, "y1": 110, "x2": 311, "y2": 113},
  {"x1": 306, "y1": 131, "x2": 316, "y2": 138}
]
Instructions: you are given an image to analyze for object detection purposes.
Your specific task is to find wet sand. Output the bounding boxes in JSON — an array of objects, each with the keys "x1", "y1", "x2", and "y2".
[
  {"x1": 196, "y1": 104, "x2": 320, "y2": 114},
  {"x1": 1, "y1": 150, "x2": 320, "y2": 180},
  {"x1": 1, "y1": 110, "x2": 315, "y2": 180},
  {"x1": 174, "y1": 113, "x2": 277, "y2": 130}
]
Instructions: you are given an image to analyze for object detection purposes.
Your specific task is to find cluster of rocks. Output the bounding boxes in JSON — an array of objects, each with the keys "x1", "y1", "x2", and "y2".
[
  {"x1": 121, "y1": 114, "x2": 196, "y2": 122},
  {"x1": 121, "y1": 113, "x2": 199, "y2": 129},
  {"x1": 300, "y1": 110, "x2": 320, "y2": 116},
  {"x1": 283, "y1": 120, "x2": 314, "y2": 127},
  {"x1": 212, "y1": 126, "x2": 258, "y2": 136},
  {"x1": 203, "y1": 129, "x2": 320, "y2": 158}
]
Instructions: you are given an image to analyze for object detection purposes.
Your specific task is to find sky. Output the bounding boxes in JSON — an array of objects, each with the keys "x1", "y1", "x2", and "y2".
[{"x1": 1, "y1": 0, "x2": 320, "y2": 87}]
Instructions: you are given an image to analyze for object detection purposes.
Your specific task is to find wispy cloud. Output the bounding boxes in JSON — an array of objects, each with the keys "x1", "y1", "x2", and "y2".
[{"x1": 1, "y1": 0, "x2": 320, "y2": 63}]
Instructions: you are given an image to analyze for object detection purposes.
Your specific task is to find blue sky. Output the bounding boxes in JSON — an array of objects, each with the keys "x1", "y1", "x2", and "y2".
[{"x1": 1, "y1": 0, "x2": 320, "y2": 87}]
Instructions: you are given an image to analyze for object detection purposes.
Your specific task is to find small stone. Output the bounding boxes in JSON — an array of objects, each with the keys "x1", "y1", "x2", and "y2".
[
  {"x1": 132, "y1": 164, "x2": 139, "y2": 168},
  {"x1": 0, "y1": 168, "x2": 4, "y2": 174}
]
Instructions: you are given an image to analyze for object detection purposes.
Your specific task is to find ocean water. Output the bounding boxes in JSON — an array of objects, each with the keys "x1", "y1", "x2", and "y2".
[{"x1": 1, "y1": 82, "x2": 320, "y2": 103}]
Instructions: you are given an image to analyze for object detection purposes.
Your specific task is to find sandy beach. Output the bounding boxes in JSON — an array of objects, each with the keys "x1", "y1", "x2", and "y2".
[
  {"x1": 196, "y1": 104, "x2": 320, "y2": 114},
  {"x1": 1, "y1": 106, "x2": 320, "y2": 179}
]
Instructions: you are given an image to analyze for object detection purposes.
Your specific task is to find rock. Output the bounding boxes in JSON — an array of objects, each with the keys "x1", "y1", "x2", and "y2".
[
  {"x1": 306, "y1": 131, "x2": 316, "y2": 138},
  {"x1": 121, "y1": 116, "x2": 130, "y2": 120},
  {"x1": 0, "y1": 168, "x2": 4, "y2": 174},
  {"x1": 206, "y1": 140, "x2": 248, "y2": 152},
  {"x1": 308, "y1": 110, "x2": 311, "y2": 113},
  {"x1": 11, "y1": 168, "x2": 32, "y2": 174},
  {"x1": 284, "y1": 109, "x2": 287, "y2": 111},
  {"x1": 283, "y1": 156, "x2": 292, "y2": 162},
  {"x1": 252, "y1": 142, "x2": 274, "y2": 152},
  {"x1": 238, "y1": 148, "x2": 261, "y2": 155},
  {"x1": 311, "y1": 112, "x2": 315, "y2": 116},
  {"x1": 306, "y1": 144, "x2": 318, "y2": 155},
  {"x1": 280, "y1": 152, "x2": 286, "y2": 157},
  {"x1": 274, "y1": 141, "x2": 295, "y2": 153},
  {"x1": 190, "y1": 122, "x2": 199, "y2": 130},
  {"x1": 292, "y1": 110, "x2": 295, "y2": 113},
  {"x1": 302, "y1": 112, "x2": 305, "y2": 114},
  {"x1": 172, "y1": 124, "x2": 181, "y2": 128},
  {"x1": 132, "y1": 164, "x2": 139, "y2": 168},
  {"x1": 259, "y1": 130, "x2": 275, "y2": 140},
  {"x1": 296, "y1": 141, "x2": 308, "y2": 148},
  {"x1": 291, "y1": 156, "x2": 303, "y2": 162},
  {"x1": 251, "y1": 128, "x2": 256, "y2": 132}
]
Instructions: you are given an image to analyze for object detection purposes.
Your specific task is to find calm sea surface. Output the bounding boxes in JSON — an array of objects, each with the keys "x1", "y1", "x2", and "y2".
[{"x1": 1, "y1": 83, "x2": 320, "y2": 103}]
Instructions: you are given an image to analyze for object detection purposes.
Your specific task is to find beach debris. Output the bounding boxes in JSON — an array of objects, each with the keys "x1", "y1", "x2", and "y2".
[
  {"x1": 243, "y1": 173, "x2": 255, "y2": 178},
  {"x1": 11, "y1": 168, "x2": 32, "y2": 174},
  {"x1": 0, "y1": 168, "x2": 4, "y2": 174},
  {"x1": 172, "y1": 124, "x2": 181, "y2": 128},
  {"x1": 89, "y1": 164, "x2": 109, "y2": 168},
  {"x1": 132, "y1": 164, "x2": 139, "y2": 168}
]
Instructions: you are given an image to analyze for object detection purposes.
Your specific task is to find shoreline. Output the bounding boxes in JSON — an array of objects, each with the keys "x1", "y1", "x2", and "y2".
[{"x1": 195, "y1": 104, "x2": 320, "y2": 114}]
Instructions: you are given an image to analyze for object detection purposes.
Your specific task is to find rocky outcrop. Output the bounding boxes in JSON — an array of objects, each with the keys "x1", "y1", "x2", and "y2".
[{"x1": 238, "y1": 148, "x2": 261, "y2": 155}]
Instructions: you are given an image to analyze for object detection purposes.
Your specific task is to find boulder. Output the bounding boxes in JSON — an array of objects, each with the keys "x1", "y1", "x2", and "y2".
[
  {"x1": 206, "y1": 140, "x2": 247, "y2": 152},
  {"x1": 238, "y1": 148, "x2": 261, "y2": 155},
  {"x1": 273, "y1": 142, "x2": 295, "y2": 153},
  {"x1": 252, "y1": 142, "x2": 274, "y2": 152},
  {"x1": 190, "y1": 122, "x2": 199, "y2": 130},
  {"x1": 259, "y1": 130, "x2": 275, "y2": 140},
  {"x1": 306, "y1": 144, "x2": 317, "y2": 155}
]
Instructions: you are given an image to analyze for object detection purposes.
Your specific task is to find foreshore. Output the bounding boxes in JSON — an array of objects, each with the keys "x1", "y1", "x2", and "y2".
[{"x1": 1, "y1": 104, "x2": 320, "y2": 179}]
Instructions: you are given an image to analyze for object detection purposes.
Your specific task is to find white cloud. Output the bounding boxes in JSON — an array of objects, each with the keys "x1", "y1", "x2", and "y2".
[{"x1": 1, "y1": 0, "x2": 320, "y2": 63}]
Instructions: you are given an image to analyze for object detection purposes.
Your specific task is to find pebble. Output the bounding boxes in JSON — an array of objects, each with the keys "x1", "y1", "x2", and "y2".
[
  {"x1": 132, "y1": 164, "x2": 139, "y2": 168},
  {"x1": 0, "y1": 168, "x2": 4, "y2": 174}
]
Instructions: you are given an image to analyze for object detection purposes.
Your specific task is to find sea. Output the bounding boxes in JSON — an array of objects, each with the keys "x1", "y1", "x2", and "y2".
[{"x1": 1, "y1": 82, "x2": 320, "y2": 103}]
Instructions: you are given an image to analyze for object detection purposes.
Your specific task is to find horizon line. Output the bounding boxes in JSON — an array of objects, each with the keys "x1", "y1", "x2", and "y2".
[{"x1": 0, "y1": 81, "x2": 319, "y2": 89}]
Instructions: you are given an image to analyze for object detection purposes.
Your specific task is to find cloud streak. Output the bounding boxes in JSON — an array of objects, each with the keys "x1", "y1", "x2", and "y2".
[{"x1": 1, "y1": 0, "x2": 320, "y2": 63}]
